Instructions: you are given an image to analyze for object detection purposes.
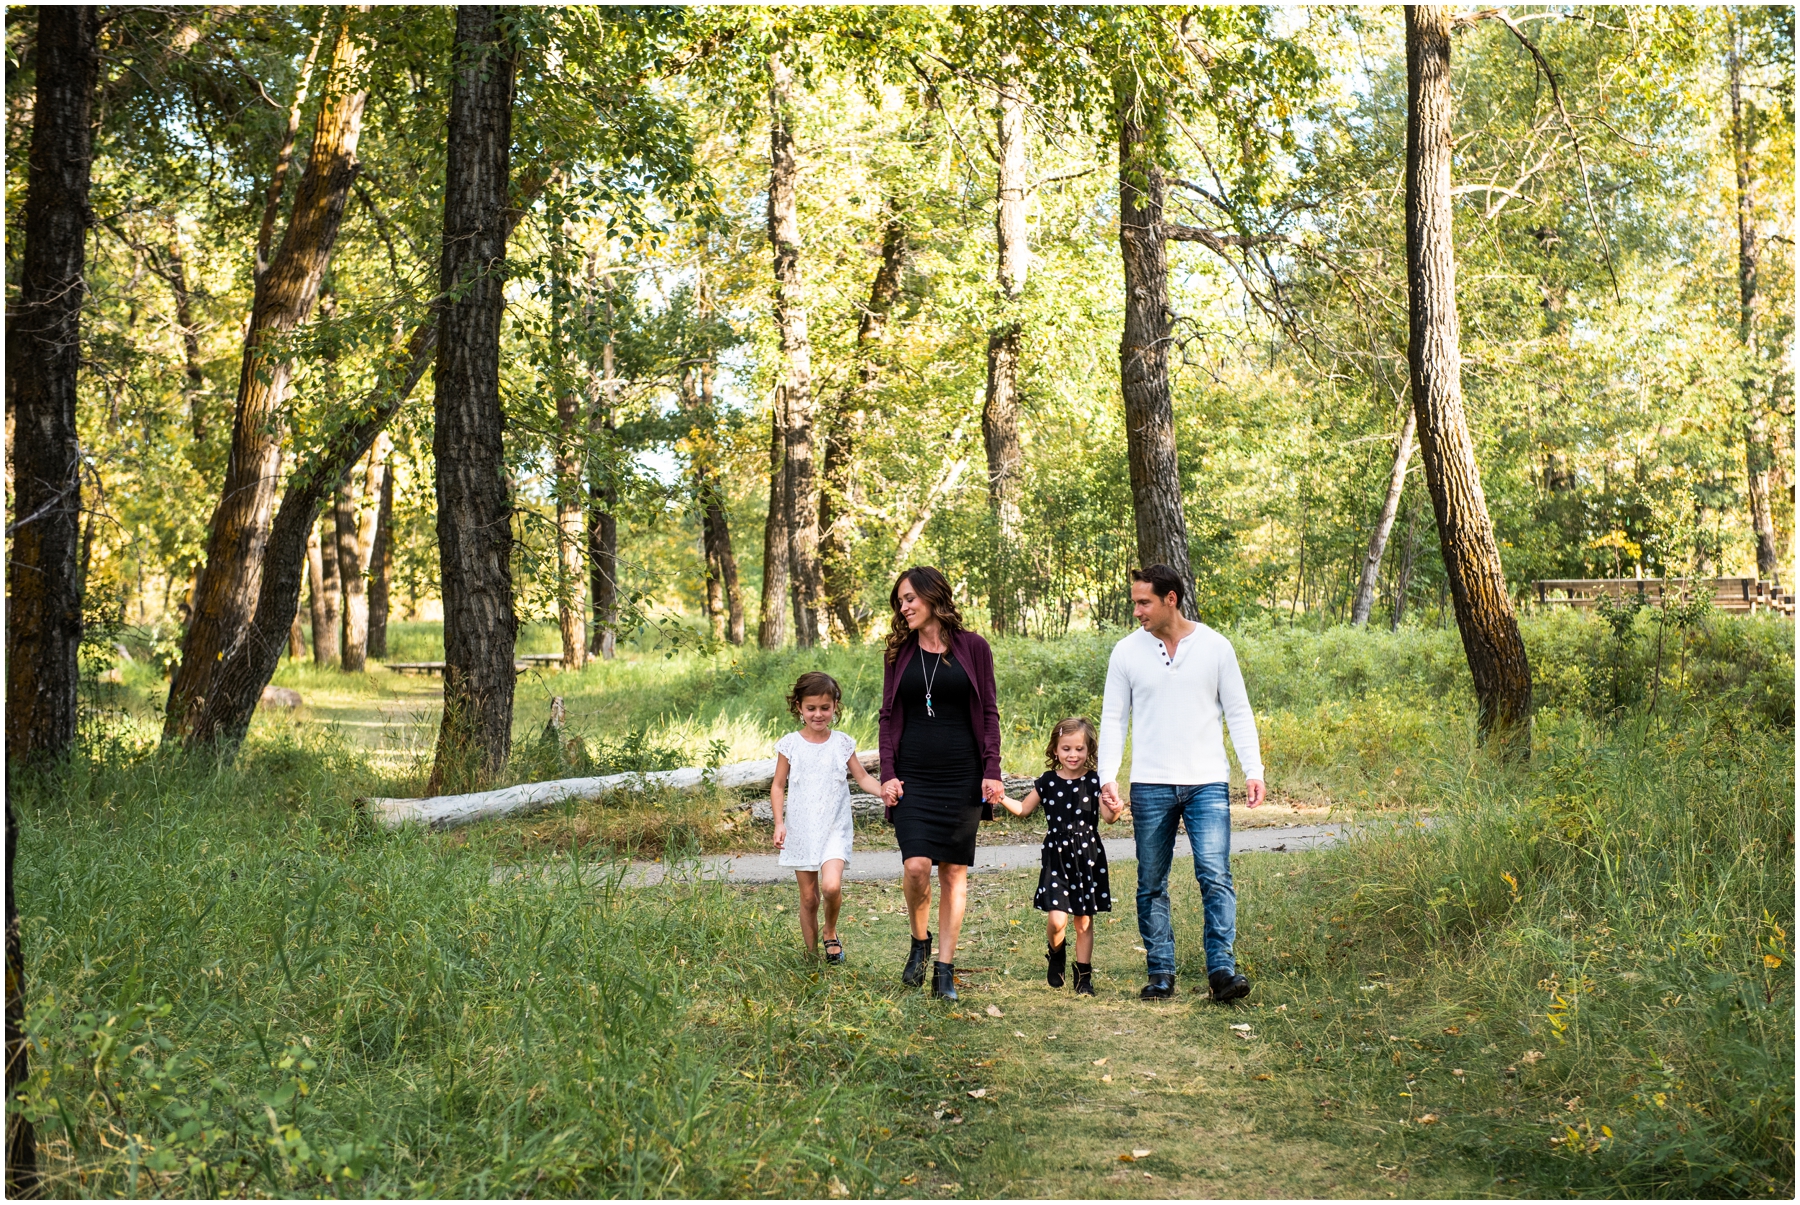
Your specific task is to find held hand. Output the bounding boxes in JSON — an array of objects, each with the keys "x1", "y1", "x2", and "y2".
[
  {"x1": 773, "y1": 822, "x2": 786, "y2": 849},
  {"x1": 982, "y1": 778, "x2": 1005, "y2": 807},
  {"x1": 881, "y1": 778, "x2": 904, "y2": 806},
  {"x1": 1245, "y1": 779, "x2": 1265, "y2": 808}
]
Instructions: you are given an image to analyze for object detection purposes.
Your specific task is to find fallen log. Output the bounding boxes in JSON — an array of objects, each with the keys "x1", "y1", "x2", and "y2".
[{"x1": 362, "y1": 749, "x2": 881, "y2": 831}]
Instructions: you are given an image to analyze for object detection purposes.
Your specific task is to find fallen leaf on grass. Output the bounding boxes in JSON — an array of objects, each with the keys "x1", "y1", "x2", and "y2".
[
  {"x1": 898, "y1": 1175, "x2": 917, "y2": 1186},
  {"x1": 1419, "y1": 1114, "x2": 1439, "y2": 1124},
  {"x1": 1013, "y1": 1031, "x2": 1026, "y2": 1038},
  {"x1": 967, "y1": 1088, "x2": 987, "y2": 1099},
  {"x1": 1521, "y1": 1050, "x2": 1545, "y2": 1065},
  {"x1": 1101, "y1": 1074, "x2": 1112, "y2": 1083},
  {"x1": 1253, "y1": 1074, "x2": 1272, "y2": 1081},
  {"x1": 1093, "y1": 1058, "x2": 1108, "y2": 1066},
  {"x1": 1234, "y1": 1031, "x2": 1253, "y2": 1041},
  {"x1": 1230, "y1": 1023, "x2": 1252, "y2": 1031},
  {"x1": 986, "y1": 1004, "x2": 1003, "y2": 1018}
]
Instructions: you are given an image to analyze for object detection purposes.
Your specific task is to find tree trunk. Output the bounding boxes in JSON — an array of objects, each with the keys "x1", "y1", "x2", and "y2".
[
  {"x1": 367, "y1": 457, "x2": 394, "y2": 658},
  {"x1": 587, "y1": 308, "x2": 618, "y2": 661},
  {"x1": 1390, "y1": 500, "x2": 1421, "y2": 631},
  {"x1": 984, "y1": 75, "x2": 1029, "y2": 633},
  {"x1": 1729, "y1": 21, "x2": 1781, "y2": 586},
  {"x1": 822, "y1": 207, "x2": 906, "y2": 643},
  {"x1": 181, "y1": 325, "x2": 435, "y2": 748},
  {"x1": 333, "y1": 472, "x2": 367, "y2": 671},
  {"x1": 1405, "y1": 6, "x2": 1531, "y2": 751},
  {"x1": 6, "y1": 5, "x2": 97, "y2": 767},
  {"x1": 163, "y1": 240, "x2": 206, "y2": 444},
  {"x1": 289, "y1": 613, "x2": 306, "y2": 660},
  {"x1": 6, "y1": 795, "x2": 36, "y2": 1196},
  {"x1": 163, "y1": 21, "x2": 367, "y2": 740},
  {"x1": 1350, "y1": 408, "x2": 1416, "y2": 626},
  {"x1": 1115, "y1": 74, "x2": 1196, "y2": 617},
  {"x1": 307, "y1": 529, "x2": 330, "y2": 663},
  {"x1": 428, "y1": 6, "x2": 518, "y2": 794},
  {"x1": 767, "y1": 50, "x2": 825, "y2": 647},
  {"x1": 758, "y1": 390, "x2": 790, "y2": 649},
  {"x1": 555, "y1": 383, "x2": 586, "y2": 669},
  {"x1": 316, "y1": 515, "x2": 341, "y2": 666}
]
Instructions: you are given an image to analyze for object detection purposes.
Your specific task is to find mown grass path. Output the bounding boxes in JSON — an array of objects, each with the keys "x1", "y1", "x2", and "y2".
[{"x1": 740, "y1": 861, "x2": 1488, "y2": 1199}]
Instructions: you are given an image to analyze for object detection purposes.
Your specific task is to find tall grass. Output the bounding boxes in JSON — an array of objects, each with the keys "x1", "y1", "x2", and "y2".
[
  {"x1": 9, "y1": 738, "x2": 988, "y2": 1197},
  {"x1": 1229, "y1": 700, "x2": 1794, "y2": 1196}
]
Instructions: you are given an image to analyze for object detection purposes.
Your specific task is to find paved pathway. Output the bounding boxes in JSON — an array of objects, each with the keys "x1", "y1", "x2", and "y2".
[{"x1": 546, "y1": 825, "x2": 1349, "y2": 888}]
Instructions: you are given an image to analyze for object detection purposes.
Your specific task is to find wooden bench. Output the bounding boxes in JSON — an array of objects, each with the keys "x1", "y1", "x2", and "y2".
[
  {"x1": 382, "y1": 655, "x2": 576, "y2": 677},
  {"x1": 1531, "y1": 577, "x2": 1793, "y2": 617}
]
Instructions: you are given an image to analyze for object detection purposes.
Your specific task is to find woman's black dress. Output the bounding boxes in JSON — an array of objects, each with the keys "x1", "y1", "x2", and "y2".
[{"x1": 892, "y1": 650, "x2": 984, "y2": 865}]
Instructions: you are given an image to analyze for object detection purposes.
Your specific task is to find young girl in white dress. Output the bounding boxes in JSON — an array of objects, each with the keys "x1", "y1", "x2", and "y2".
[{"x1": 771, "y1": 671, "x2": 884, "y2": 963}]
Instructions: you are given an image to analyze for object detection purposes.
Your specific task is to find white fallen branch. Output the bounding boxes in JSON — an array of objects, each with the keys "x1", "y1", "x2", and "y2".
[{"x1": 361, "y1": 749, "x2": 881, "y2": 831}]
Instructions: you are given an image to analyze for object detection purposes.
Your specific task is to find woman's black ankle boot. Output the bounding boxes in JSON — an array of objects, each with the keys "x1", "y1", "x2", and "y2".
[
  {"x1": 903, "y1": 932, "x2": 932, "y2": 987},
  {"x1": 1046, "y1": 940, "x2": 1068, "y2": 988},
  {"x1": 1073, "y1": 962, "x2": 1095, "y2": 996},
  {"x1": 931, "y1": 960, "x2": 958, "y2": 1000}
]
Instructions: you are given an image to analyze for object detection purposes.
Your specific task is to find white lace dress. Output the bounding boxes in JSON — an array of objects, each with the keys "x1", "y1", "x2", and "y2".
[{"x1": 775, "y1": 730, "x2": 857, "y2": 871}]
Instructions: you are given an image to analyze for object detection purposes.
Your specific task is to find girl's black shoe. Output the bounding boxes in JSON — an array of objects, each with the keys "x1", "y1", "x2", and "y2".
[
  {"x1": 1073, "y1": 962, "x2": 1095, "y2": 996},
  {"x1": 903, "y1": 932, "x2": 933, "y2": 987},
  {"x1": 1045, "y1": 940, "x2": 1067, "y2": 988},
  {"x1": 931, "y1": 960, "x2": 958, "y2": 1000}
]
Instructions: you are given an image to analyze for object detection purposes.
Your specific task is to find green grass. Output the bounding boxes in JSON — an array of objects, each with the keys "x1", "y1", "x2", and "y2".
[{"x1": 18, "y1": 611, "x2": 1793, "y2": 1196}]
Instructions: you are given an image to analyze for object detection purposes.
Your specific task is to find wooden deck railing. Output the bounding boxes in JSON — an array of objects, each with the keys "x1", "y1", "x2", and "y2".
[{"x1": 1530, "y1": 577, "x2": 1794, "y2": 617}]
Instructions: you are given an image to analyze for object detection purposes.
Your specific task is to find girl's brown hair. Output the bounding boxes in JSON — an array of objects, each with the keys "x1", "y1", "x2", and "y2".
[
  {"x1": 884, "y1": 565, "x2": 965, "y2": 666},
  {"x1": 786, "y1": 671, "x2": 842, "y2": 719},
  {"x1": 1044, "y1": 717, "x2": 1099, "y2": 772}
]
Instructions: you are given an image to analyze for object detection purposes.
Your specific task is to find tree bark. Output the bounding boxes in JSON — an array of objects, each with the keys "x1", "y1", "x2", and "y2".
[
  {"x1": 367, "y1": 456, "x2": 395, "y2": 658},
  {"x1": 6, "y1": 793, "x2": 36, "y2": 1196},
  {"x1": 333, "y1": 472, "x2": 367, "y2": 670},
  {"x1": 428, "y1": 5, "x2": 518, "y2": 794},
  {"x1": 1115, "y1": 74, "x2": 1196, "y2": 617},
  {"x1": 307, "y1": 528, "x2": 330, "y2": 663},
  {"x1": 316, "y1": 515, "x2": 341, "y2": 666},
  {"x1": 162, "y1": 240, "x2": 207, "y2": 444},
  {"x1": 587, "y1": 302, "x2": 618, "y2": 661},
  {"x1": 1405, "y1": 6, "x2": 1531, "y2": 750},
  {"x1": 822, "y1": 207, "x2": 906, "y2": 643},
  {"x1": 164, "y1": 20, "x2": 367, "y2": 740},
  {"x1": 6, "y1": 5, "x2": 97, "y2": 766},
  {"x1": 555, "y1": 377, "x2": 586, "y2": 669},
  {"x1": 767, "y1": 50, "x2": 825, "y2": 646},
  {"x1": 691, "y1": 361, "x2": 745, "y2": 645},
  {"x1": 181, "y1": 324, "x2": 435, "y2": 748},
  {"x1": 1350, "y1": 408, "x2": 1416, "y2": 626},
  {"x1": 758, "y1": 390, "x2": 790, "y2": 649},
  {"x1": 1729, "y1": 21, "x2": 1781, "y2": 586},
  {"x1": 984, "y1": 74, "x2": 1029, "y2": 633}
]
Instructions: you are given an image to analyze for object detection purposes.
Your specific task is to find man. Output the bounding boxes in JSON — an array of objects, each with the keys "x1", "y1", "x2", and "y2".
[{"x1": 1098, "y1": 565, "x2": 1265, "y2": 1003}]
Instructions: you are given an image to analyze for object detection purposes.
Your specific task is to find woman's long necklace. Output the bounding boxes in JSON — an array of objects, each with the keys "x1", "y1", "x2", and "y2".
[{"x1": 921, "y1": 650, "x2": 944, "y2": 718}]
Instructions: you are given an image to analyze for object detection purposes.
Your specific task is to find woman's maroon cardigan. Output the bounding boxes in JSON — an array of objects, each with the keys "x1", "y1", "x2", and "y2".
[{"x1": 878, "y1": 629, "x2": 1002, "y2": 820}]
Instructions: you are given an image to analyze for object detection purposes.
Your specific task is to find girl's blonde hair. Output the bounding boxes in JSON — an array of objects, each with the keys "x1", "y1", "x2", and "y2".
[
  {"x1": 1044, "y1": 717, "x2": 1098, "y2": 772},
  {"x1": 786, "y1": 671, "x2": 842, "y2": 719}
]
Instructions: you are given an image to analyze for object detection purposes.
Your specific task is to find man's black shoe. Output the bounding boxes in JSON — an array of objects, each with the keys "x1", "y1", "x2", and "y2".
[
  {"x1": 1139, "y1": 974, "x2": 1175, "y2": 1001},
  {"x1": 1209, "y1": 968, "x2": 1251, "y2": 1003}
]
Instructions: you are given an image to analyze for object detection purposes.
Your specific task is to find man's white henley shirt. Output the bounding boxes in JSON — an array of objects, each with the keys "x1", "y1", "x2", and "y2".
[{"x1": 1097, "y1": 623, "x2": 1264, "y2": 788}]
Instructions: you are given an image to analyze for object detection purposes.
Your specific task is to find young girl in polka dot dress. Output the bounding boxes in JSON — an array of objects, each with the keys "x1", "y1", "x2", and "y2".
[{"x1": 1002, "y1": 717, "x2": 1122, "y2": 995}]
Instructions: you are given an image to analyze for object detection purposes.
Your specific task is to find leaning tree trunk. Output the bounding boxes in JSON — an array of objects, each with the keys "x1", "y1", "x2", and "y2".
[
  {"x1": 183, "y1": 326, "x2": 436, "y2": 748},
  {"x1": 164, "y1": 23, "x2": 366, "y2": 740},
  {"x1": 1115, "y1": 75, "x2": 1196, "y2": 617},
  {"x1": 366, "y1": 457, "x2": 395, "y2": 658},
  {"x1": 984, "y1": 74, "x2": 1029, "y2": 634},
  {"x1": 821, "y1": 206, "x2": 906, "y2": 642},
  {"x1": 1405, "y1": 6, "x2": 1531, "y2": 751},
  {"x1": 767, "y1": 50, "x2": 825, "y2": 647},
  {"x1": 1349, "y1": 408, "x2": 1416, "y2": 626},
  {"x1": 6, "y1": 5, "x2": 98, "y2": 767},
  {"x1": 1729, "y1": 23, "x2": 1781, "y2": 586},
  {"x1": 758, "y1": 389, "x2": 790, "y2": 649},
  {"x1": 428, "y1": 5, "x2": 518, "y2": 794}
]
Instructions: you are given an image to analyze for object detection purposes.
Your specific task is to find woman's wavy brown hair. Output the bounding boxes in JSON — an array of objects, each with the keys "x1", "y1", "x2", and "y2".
[{"x1": 884, "y1": 566, "x2": 965, "y2": 666}]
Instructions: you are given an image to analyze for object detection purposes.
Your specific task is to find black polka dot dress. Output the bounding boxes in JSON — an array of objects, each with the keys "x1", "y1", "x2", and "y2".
[{"x1": 1032, "y1": 770, "x2": 1112, "y2": 916}]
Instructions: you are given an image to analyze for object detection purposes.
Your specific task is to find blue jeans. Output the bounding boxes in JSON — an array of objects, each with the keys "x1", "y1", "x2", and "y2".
[{"x1": 1131, "y1": 782, "x2": 1234, "y2": 978}]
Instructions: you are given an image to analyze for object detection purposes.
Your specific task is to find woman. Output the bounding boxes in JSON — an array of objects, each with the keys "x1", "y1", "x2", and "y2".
[{"x1": 878, "y1": 566, "x2": 1005, "y2": 1000}]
